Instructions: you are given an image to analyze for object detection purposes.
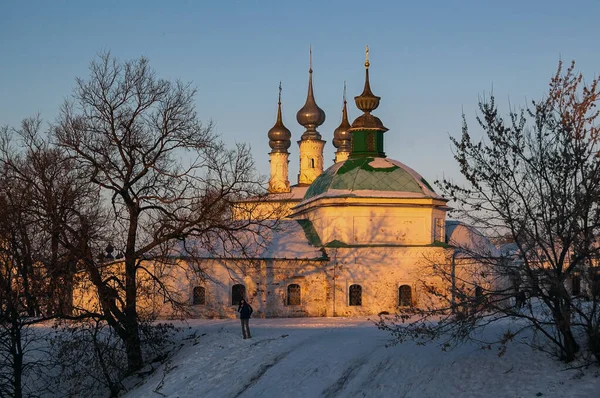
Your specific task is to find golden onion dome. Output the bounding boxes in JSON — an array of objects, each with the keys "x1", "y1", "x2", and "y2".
[
  {"x1": 296, "y1": 47, "x2": 325, "y2": 139},
  {"x1": 333, "y1": 86, "x2": 352, "y2": 152},
  {"x1": 351, "y1": 45, "x2": 388, "y2": 131},
  {"x1": 268, "y1": 83, "x2": 292, "y2": 153}
]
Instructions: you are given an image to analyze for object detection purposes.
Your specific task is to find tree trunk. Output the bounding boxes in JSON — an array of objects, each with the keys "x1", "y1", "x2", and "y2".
[
  {"x1": 553, "y1": 299, "x2": 579, "y2": 362},
  {"x1": 124, "y1": 207, "x2": 143, "y2": 373},
  {"x1": 11, "y1": 308, "x2": 23, "y2": 398},
  {"x1": 123, "y1": 313, "x2": 143, "y2": 374},
  {"x1": 58, "y1": 265, "x2": 74, "y2": 316},
  {"x1": 49, "y1": 230, "x2": 60, "y2": 314},
  {"x1": 562, "y1": 327, "x2": 579, "y2": 362}
]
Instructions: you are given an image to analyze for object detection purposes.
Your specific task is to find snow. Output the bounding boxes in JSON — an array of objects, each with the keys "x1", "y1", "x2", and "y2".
[
  {"x1": 303, "y1": 188, "x2": 434, "y2": 200},
  {"x1": 260, "y1": 220, "x2": 323, "y2": 259},
  {"x1": 288, "y1": 185, "x2": 309, "y2": 200},
  {"x1": 123, "y1": 317, "x2": 599, "y2": 398},
  {"x1": 169, "y1": 220, "x2": 324, "y2": 260},
  {"x1": 446, "y1": 220, "x2": 499, "y2": 256},
  {"x1": 368, "y1": 157, "x2": 395, "y2": 169},
  {"x1": 244, "y1": 185, "x2": 309, "y2": 201}
]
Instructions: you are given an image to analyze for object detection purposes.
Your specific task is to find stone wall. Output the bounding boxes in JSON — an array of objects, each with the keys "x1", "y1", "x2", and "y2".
[
  {"x1": 72, "y1": 246, "x2": 471, "y2": 319},
  {"x1": 181, "y1": 246, "x2": 450, "y2": 318}
]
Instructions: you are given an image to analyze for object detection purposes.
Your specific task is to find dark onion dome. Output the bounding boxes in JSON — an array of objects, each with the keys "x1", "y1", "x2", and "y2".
[
  {"x1": 332, "y1": 87, "x2": 352, "y2": 152},
  {"x1": 296, "y1": 48, "x2": 326, "y2": 140},
  {"x1": 303, "y1": 157, "x2": 441, "y2": 201},
  {"x1": 350, "y1": 46, "x2": 388, "y2": 132},
  {"x1": 268, "y1": 83, "x2": 292, "y2": 153}
]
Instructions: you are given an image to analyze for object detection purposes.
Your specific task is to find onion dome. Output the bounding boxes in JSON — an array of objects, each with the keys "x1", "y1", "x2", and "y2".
[
  {"x1": 268, "y1": 83, "x2": 292, "y2": 153},
  {"x1": 303, "y1": 157, "x2": 441, "y2": 201},
  {"x1": 350, "y1": 46, "x2": 388, "y2": 132},
  {"x1": 296, "y1": 47, "x2": 326, "y2": 140},
  {"x1": 332, "y1": 83, "x2": 352, "y2": 152}
]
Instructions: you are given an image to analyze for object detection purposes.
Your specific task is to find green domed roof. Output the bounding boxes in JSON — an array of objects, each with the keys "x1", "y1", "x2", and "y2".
[{"x1": 303, "y1": 157, "x2": 441, "y2": 201}]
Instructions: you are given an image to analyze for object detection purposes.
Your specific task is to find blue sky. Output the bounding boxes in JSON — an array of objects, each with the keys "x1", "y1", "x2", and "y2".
[{"x1": 2, "y1": 0, "x2": 599, "y2": 185}]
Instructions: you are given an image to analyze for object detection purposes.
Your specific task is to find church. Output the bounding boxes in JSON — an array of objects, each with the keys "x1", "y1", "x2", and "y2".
[
  {"x1": 69, "y1": 50, "x2": 597, "y2": 321},
  {"x1": 172, "y1": 48, "x2": 494, "y2": 319},
  {"x1": 72, "y1": 49, "x2": 493, "y2": 319}
]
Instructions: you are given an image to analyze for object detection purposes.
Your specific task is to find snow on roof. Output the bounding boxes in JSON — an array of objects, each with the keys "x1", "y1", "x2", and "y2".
[
  {"x1": 367, "y1": 157, "x2": 394, "y2": 168},
  {"x1": 499, "y1": 242, "x2": 519, "y2": 257},
  {"x1": 170, "y1": 220, "x2": 325, "y2": 260},
  {"x1": 239, "y1": 185, "x2": 308, "y2": 203},
  {"x1": 446, "y1": 220, "x2": 499, "y2": 257},
  {"x1": 288, "y1": 185, "x2": 309, "y2": 200},
  {"x1": 301, "y1": 189, "x2": 438, "y2": 200}
]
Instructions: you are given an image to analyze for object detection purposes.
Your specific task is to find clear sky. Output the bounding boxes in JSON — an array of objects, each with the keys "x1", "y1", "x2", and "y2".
[{"x1": 2, "y1": 0, "x2": 599, "y2": 186}]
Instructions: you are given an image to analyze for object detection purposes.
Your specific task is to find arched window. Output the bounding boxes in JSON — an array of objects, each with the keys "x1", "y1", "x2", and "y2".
[
  {"x1": 192, "y1": 286, "x2": 206, "y2": 305},
  {"x1": 349, "y1": 284, "x2": 362, "y2": 306},
  {"x1": 287, "y1": 284, "x2": 301, "y2": 306},
  {"x1": 310, "y1": 158, "x2": 315, "y2": 168},
  {"x1": 475, "y1": 285, "x2": 483, "y2": 298},
  {"x1": 232, "y1": 284, "x2": 245, "y2": 305},
  {"x1": 399, "y1": 285, "x2": 412, "y2": 307}
]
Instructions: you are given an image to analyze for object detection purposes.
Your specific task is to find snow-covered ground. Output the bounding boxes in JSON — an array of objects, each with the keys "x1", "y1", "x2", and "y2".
[{"x1": 122, "y1": 317, "x2": 599, "y2": 398}]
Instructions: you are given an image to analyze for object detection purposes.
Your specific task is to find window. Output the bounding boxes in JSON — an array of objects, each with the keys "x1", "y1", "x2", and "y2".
[
  {"x1": 474, "y1": 285, "x2": 484, "y2": 300},
  {"x1": 349, "y1": 284, "x2": 362, "y2": 306},
  {"x1": 310, "y1": 158, "x2": 315, "y2": 168},
  {"x1": 232, "y1": 284, "x2": 245, "y2": 305},
  {"x1": 192, "y1": 286, "x2": 206, "y2": 305},
  {"x1": 475, "y1": 285, "x2": 483, "y2": 297},
  {"x1": 399, "y1": 285, "x2": 412, "y2": 307},
  {"x1": 287, "y1": 284, "x2": 301, "y2": 306}
]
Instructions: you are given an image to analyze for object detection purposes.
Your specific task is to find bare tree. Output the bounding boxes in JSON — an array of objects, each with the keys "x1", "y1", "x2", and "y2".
[
  {"x1": 378, "y1": 61, "x2": 600, "y2": 363},
  {"x1": 0, "y1": 174, "x2": 40, "y2": 398},
  {"x1": 0, "y1": 117, "x2": 97, "y2": 397},
  {"x1": 1, "y1": 117, "x2": 98, "y2": 316},
  {"x1": 54, "y1": 53, "x2": 268, "y2": 373}
]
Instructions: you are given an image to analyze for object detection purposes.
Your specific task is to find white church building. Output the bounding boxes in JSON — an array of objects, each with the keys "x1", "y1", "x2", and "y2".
[{"x1": 168, "y1": 49, "x2": 497, "y2": 319}]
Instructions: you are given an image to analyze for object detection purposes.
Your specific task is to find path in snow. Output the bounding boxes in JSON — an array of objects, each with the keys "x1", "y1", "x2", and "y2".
[{"x1": 124, "y1": 318, "x2": 600, "y2": 398}]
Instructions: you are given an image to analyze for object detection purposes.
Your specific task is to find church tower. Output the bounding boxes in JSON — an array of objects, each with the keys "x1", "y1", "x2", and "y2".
[
  {"x1": 296, "y1": 47, "x2": 326, "y2": 185},
  {"x1": 349, "y1": 46, "x2": 388, "y2": 158},
  {"x1": 332, "y1": 83, "x2": 352, "y2": 163},
  {"x1": 267, "y1": 83, "x2": 292, "y2": 193}
]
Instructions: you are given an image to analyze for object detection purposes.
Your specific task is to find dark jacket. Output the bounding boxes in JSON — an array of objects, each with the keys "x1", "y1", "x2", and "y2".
[{"x1": 238, "y1": 303, "x2": 253, "y2": 319}]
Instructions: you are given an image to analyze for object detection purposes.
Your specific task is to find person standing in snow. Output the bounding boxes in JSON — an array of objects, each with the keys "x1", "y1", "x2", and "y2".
[{"x1": 238, "y1": 299, "x2": 253, "y2": 339}]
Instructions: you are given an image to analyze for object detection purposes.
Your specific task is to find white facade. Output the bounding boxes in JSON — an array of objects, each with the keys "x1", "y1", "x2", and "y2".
[
  {"x1": 183, "y1": 246, "x2": 448, "y2": 319},
  {"x1": 77, "y1": 54, "x2": 502, "y2": 319},
  {"x1": 268, "y1": 152, "x2": 291, "y2": 193},
  {"x1": 298, "y1": 139, "x2": 325, "y2": 185}
]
